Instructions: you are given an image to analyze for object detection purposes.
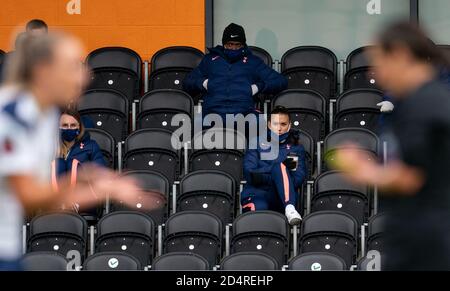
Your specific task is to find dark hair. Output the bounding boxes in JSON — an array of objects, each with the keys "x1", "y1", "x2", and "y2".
[
  {"x1": 377, "y1": 21, "x2": 449, "y2": 68},
  {"x1": 270, "y1": 105, "x2": 291, "y2": 121},
  {"x1": 26, "y1": 19, "x2": 48, "y2": 32}
]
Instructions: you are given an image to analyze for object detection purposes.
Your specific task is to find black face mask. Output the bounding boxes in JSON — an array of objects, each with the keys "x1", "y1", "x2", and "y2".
[{"x1": 60, "y1": 128, "x2": 79, "y2": 142}]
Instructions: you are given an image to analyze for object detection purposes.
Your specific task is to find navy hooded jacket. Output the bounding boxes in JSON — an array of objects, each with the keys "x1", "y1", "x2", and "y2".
[
  {"x1": 54, "y1": 132, "x2": 105, "y2": 180},
  {"x1": 243, "y1": 129, "x2": 307, "y2": 191},
  {"x1": 183, "y1": 45, "x2": 287, "y2": 115}
]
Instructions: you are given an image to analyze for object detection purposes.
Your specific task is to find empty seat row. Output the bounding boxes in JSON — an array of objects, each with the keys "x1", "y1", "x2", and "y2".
[
  {"x1": 85, "y1": 46, "x2": 204, "y2": 104},
  {"x1": 23, "y1": 210, "x2": 386, "y2": 271}
]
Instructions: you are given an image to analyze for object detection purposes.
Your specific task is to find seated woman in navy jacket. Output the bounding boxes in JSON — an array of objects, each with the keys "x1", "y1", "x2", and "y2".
[{"x1": 52, "y1": 108, "x2": 105, "y2": 216}]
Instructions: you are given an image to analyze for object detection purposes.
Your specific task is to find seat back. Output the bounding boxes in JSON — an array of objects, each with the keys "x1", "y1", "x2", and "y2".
[
  {"x1": 152, "y1": 252, "x2": 209, "y2": 270},
  {"x1": 221, "y1": 252, "x2": 279, "y2": 271},
  {"x1": 151, "y1": 46, "x2": 204, "y2": 72},
  {"x1": 28, "y1": 212, "x2": 88, "y2": 267},
  {"x1": 83, "y1": 252, "x2": 141, "y2": 271},
  {"x1": 124, "y1": 129, "x2": 181, "y2": 184},
  {"x1": 248, "y1": 46, "x2": 273, "y2": 67},
  {"x1": 289, "y1": 252, "x2": 347, "y2": 271},
  {"x1": 96, "y1": 211, "x2": 155, "y2": 266},
  {"x1": 164, "y1": 211, "x2": 222, "y2": 266},
  {"x1": 118, "y1": 170, "x2": 170, "y2": 225},
  {"x1": 137, "y1": 89, "x2": 193, "y2": 132},
  {"x1": 231, "y1": 211, "x2": 289, "y2": 266},
  {"x1": 335, "y1": 89, "x2": 383, "y2": 131},
  {"x1": 179, "y1": 170, "x2": 236, "y2": 223},
  {"x1": 301, "y1": 211, "x2": 358, "y2": 238},
  {"x1": 22, "y1": 252, "x2": 68, "y2": 271},
  {"x1": 345, "y1": 46, "x2": 378, "y2": 90},
  {"x1": 87, "y1": 47, "x2": 142, "y2": 76},
  {"x1": 300, "y1": 211, "x2": 358, "y2": 267},
  {"x1": 78, "y1": 89, "x2": 129, "y2": 142},
  {"x1": 85, "y1": 128, "x2": 115, "y2": 169},
  {"x1": 272, "y1": 89, "x2": 326, "y2": 142},
  {"x1": 282, "y1": 46, "x2": 337, "y2": 73},
  {"x1": 86, "y1": 47, "x2": 142, "y2": 101},
  {"x1": 324, "y1": 128, "x2": 379, "y2": 157}
]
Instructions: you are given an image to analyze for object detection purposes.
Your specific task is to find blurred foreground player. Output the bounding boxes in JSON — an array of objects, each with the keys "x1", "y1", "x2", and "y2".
[
  {"x1": 332, "y1": 22, "x2": 450, "y2": 270},
  {"x1": 0, "y1": 32, "x2": 141, "y2": 270}
]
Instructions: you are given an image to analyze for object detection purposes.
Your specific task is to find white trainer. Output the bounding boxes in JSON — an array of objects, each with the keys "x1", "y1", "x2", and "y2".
[{"x1": 285, "y1": 204, "x2": 302, "y2": 225}]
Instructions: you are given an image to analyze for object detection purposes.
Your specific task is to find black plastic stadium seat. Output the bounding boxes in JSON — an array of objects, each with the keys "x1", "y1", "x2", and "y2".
[
  {"x1": 78, "y1": 89, "x2": 129, "y2": 143},
  {"x1": 335, "y1": 89, "x2": 383, "y2": 132},
  {"x1": 83, "y1": 252, "x2": 141, "y2": 271},
  {"x1": 231, "y1": 211, "x2": 289, "y2": 266},
  {"x1": 344, "y1": 46, "x2": 379, "y2": 91},
  {"x1": 367, "y1": 212, "x2": 387, "y2": 253},
  {"x1": 114, "y1": 170, "x2": 169, "y2": 225},
  {"x1": 288, "y1": 252, "x2": 347, "y2": 271},
  {"x1": 86, "y1": 47, "x2": 142, "y2": 102},
  {"x1": 137, "y1": 89, "x2": 194, "y2": 133},
  {"x1": 123, "y1": 128, "x2": 181, "y2": 185},
  {"x1": 22, "y1": 252, "x2": 68, "y2": 271},
  {"x1": 323, "y1": 128, "x2": 379, "y2": 172},
  {"x1": 152, "y1": 252, "x2": 209, "y2": 271},
  {"x1": 178, "y1": 170, "x2": 236, "y2": 224},
  {"x1": 297, "y1": 129, "x2": 315, "y2": 179},
  {"x1": 95, "y1": 211, "x2": 155, "y2": 268},
  {"x1": 85, "y1": 128, "x2": 116, "y2": 169},
  {"x1": 299, "y1": 211, "x2": 358, "y2": 267},
  {"x1": 189, "y1": 128, "x2": 246, "y2": 185},
  {"x1": 163, "y1": 211, "x2": 223, "y2": 267},
  {"x1": 248, "y1": 46, "x2": 273, "y2": 67},
  {"x1": 281, "y1": 46, "x2": 338, "y2": 100},
  {"x1": 150, "y1": 46, "x2": 204, "y2": 103},
  {"x1": 272, "y1": 89, "x2": 327, "y2": 143},
  {"x1": 220, "y1": 252, "x2": 279, "y2": 271},
  {"x1": 27, "y1": 212, "x2": 88, "y2": 269},
  {"x1": 312, "y1": 170, "x2": 371, "y2": 225}
]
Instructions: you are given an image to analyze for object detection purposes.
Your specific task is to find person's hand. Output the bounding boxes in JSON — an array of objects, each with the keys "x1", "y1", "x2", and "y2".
[
  {"x1": 203, "y1": 79, "x2": 208, "y2": 90},
  {"x1": 251, "y1": 84, "x2": 259, "y2": 96},
  {"x1": 282, "y1": 157, "x2": 297, "y2": 170},
  {"x1": 377, "y1": 101, "x2": 394, "y2": 113},
  {"x1": 250, "y1": 172, "x2": 265, "y2": 186}
]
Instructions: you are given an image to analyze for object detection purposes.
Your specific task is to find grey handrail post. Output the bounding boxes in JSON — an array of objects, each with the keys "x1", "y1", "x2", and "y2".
[
  {"x1": 131, "y1": 101, "x2": 137, "y2": 132},
  {"x1": 144, "y1": 61, "x2": 149, "y2": 93},
  {"x1": 339, "y1": 59, "x2": 345, "y2": 95},
  {"x1": 317, "y1": 141, "x2": 322, "y2": 175},
  {"x1": 329, "y1": 99, "x2": 336, "y2": 132}
]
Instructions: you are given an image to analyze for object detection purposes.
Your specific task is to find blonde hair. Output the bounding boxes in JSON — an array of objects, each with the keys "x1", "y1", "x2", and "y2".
[{"x1": 4, "y1": 32, "x2": 66, "y2": 88}]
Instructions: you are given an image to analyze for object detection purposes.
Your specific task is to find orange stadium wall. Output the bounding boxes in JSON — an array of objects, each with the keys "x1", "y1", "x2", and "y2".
[{"x1": 0, "y1": 0, "x2": 205, "y2": 60}]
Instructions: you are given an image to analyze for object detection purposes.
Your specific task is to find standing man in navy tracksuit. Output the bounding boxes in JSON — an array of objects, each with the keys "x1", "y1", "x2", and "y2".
[
  {"x1": 241, "y1": 106, "x2": 307, "y2": 225},
  {"x1": 183, "y1": 23, "x2": 287, "y2": 122}
]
